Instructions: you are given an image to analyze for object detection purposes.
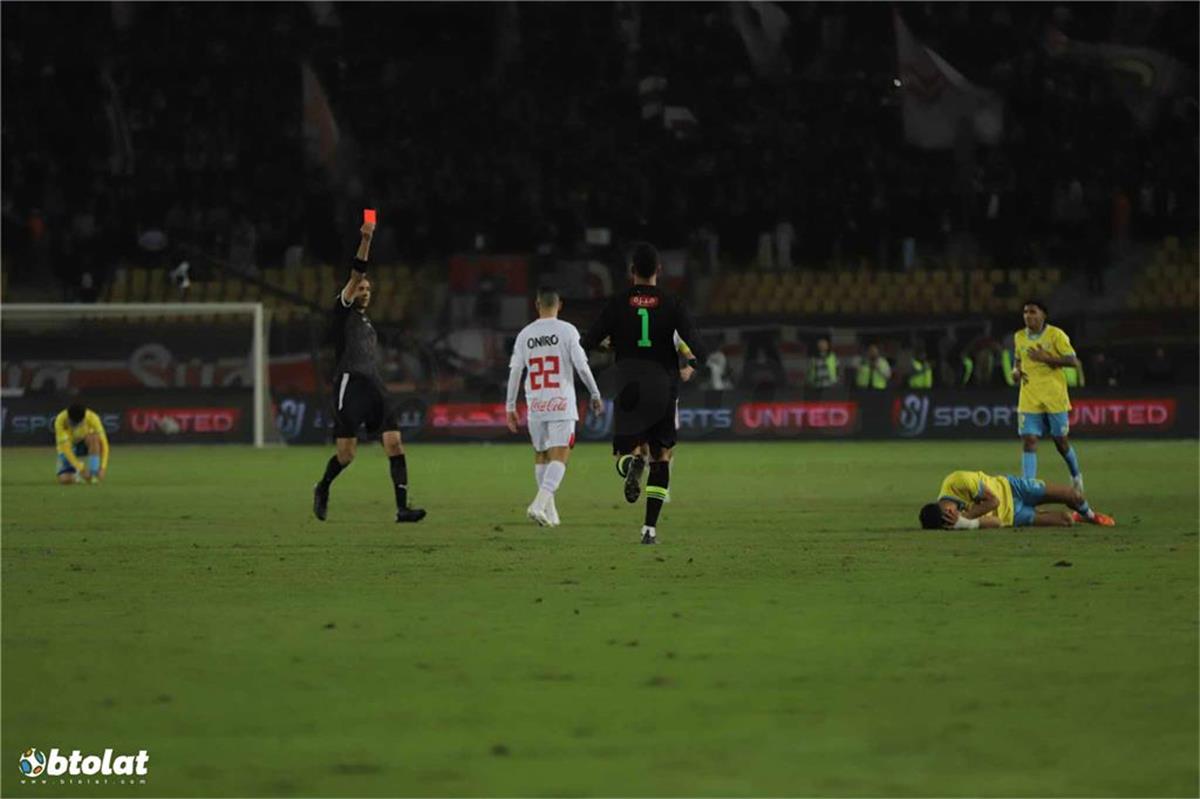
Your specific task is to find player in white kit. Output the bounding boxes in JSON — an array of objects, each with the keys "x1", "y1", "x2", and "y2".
[{"x1": 506, "y1": 287, "x2": 604, "y2": 527}]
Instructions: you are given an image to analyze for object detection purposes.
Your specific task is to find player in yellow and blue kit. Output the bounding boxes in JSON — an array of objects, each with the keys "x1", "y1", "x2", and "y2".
[
  {"x1": 918, "y1": 470, "x2": 1115, "y2": 530},
  {"x1": 54, "y1": 403, "x2": 110, "y2": 484},
  {"x1": 1012, "y1": 300, "x2": 1093, "y2": 500}
]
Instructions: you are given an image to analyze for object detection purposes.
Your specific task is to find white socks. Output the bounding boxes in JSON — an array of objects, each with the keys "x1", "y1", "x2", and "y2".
[
  {"x1": 542, "y1": 461, "x2": 566, "y2": 493},
  {"x1": 531, "y1": 461, "x2": 567, "y2": 526}
]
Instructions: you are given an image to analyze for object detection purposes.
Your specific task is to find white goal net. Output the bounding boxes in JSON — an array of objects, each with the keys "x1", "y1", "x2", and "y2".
[{"x1": 1, "y1": 303, "x2": 272, "y2": 447}]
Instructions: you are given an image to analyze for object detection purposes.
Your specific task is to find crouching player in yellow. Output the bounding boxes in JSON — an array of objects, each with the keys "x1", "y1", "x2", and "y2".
[
  {"x1": 919, "y1": 470, "x2": 1115, "y2": 530},
  {"x1": 54, "y1": 403, "x2": 109, "y2": 485}
]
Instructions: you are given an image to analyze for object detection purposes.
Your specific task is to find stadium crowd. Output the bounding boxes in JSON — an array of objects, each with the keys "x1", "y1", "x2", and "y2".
[{"x1": 2, "y1": 2, "x2": 1196, "y2": 297}]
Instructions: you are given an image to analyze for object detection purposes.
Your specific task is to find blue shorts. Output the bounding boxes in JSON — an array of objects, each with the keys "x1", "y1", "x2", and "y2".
[
  {"x1": 56, "y1": 441, "x2": 89, "y2": 475},
  {"x1": 1007, "y1": 475, "x2": 1047, "y2": 527},
  {"x1": 1018, "y1": 411, "x2": 1069, "y2": 438}
]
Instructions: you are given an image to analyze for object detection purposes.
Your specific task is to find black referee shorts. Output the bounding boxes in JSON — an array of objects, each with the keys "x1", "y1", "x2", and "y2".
[{"x1": 331, "y1": 373, "x2": 400, "y2": 439}]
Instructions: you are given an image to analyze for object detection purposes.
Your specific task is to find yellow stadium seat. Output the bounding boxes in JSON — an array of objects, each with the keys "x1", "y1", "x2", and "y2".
[
  {"x1": 130, "y1": 269, "x2": 148, "y2": 301},
  {"x1": 299, "y1": 265, "x2": 317, "y2": 293},
  {"x1": 107, "y1": 270, "x2": 128, "y2": 303},
  {"x1": 225, "y1": 279, "x2": 245, "y2": 302},
  {"x1": 146, "y1": 269, "x2": 166, "y2": 303}
]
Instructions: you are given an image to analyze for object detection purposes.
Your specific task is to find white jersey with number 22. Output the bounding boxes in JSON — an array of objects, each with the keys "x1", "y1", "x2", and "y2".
[{"x1": 506, "y1": 318, "x2": 601, "y2": 423}]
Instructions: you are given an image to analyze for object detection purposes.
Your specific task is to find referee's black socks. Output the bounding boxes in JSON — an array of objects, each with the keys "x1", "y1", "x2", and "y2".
[
  {"x1": 644, "y1": 461, "x2": 670, "y2": 527},
  {"x1": 320, "y1": 455, "x2": 346, "y2": 487},
  {"x1": 389, "y1": 454, "x2": 408, "y2": 509}
]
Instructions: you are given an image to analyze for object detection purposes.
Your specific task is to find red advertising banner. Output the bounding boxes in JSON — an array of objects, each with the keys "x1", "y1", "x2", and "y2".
[
  {"x1": 734, "y1": 401, "x2": 858, "y2": 436},
  {"x1": 428, "y1": 402, "x2": 514, "y2": 433},
  {"x1": 2, "y1": 391, "x2": 253, "y2": 444},
  {"x1": 126, "y1": 407, "x2": 243, "y2": 435},
  {"x1": 1068, "y1": 398, "x2": 1176, "y2": 430}
]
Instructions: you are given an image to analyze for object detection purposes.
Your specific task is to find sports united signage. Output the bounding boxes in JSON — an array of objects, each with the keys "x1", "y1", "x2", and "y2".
[{"x1": 887, "y1": 392, "x2": 1190, "y2": 438}]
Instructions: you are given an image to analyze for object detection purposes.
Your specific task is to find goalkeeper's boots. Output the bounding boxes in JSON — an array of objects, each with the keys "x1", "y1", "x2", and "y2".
[
  {"x1": 623, "y1": 455, "x2": 646, "y2": 504},
  {"x1": 396, "y1": 507, "x2": 428, "y2": 523},
  {"x1": 313, "y1": 483, "x2": 330, "y2": 521}
]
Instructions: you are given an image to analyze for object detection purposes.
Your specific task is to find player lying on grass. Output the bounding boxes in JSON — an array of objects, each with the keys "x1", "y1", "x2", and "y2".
[
  {"x1": 919, "y1": 470, "x2": 1115, "y2": 530},
  {"x1": 505, "y1": 286, "x2": 604, "y2": 528},
  {"x1": 54, "y1": 402, "x2": 109, "y2": 484}
]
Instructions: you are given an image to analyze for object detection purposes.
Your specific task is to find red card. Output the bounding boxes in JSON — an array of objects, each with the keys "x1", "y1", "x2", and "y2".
[{"x1": 363, "y1": 209, "x2": 377, "y2": 224}]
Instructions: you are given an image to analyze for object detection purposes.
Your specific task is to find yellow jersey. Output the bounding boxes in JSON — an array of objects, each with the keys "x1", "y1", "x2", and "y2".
[
  {"x1": 1014, "y1": 324, "x2": 1075, "y2": 413},
  {"x1": 938, "y1": 470, "x2": 1014, "y2": 527},
  {"x1": 54, "y1": 409, "x2": 110, "y2": 472}
]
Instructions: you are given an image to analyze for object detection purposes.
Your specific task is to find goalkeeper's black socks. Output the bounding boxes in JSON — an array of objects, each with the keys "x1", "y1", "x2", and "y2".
[
  {"x1": 644, "y1": 461, "x2": 670, "y2": 527},
  {"x1": 389, "y1": 453, "x2": 408, "y2": 510},
  {"x1": 320, "y1": 455, "x2": 346, "y2": 487}
]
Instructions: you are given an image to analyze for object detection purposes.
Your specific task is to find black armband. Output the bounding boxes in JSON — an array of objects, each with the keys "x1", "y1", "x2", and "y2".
[{"x1": 350, "y1": 257, "x2": 368, "y2": 275}]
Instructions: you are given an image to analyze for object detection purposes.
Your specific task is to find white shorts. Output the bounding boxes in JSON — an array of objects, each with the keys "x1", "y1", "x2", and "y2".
[{"x1": 529, "y1": 419, "x2": 575, "y2": 452}]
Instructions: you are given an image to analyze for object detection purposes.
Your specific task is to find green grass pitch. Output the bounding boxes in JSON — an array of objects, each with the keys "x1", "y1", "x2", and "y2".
[{"x1": 2, "y1": 440, "x2": 1197, "y2": 797}]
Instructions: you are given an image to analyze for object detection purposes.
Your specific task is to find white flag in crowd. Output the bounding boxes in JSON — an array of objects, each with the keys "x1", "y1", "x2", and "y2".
[
  {"x1": 893, "y1": 11, "x2": 1003, "y2": 150},
  {"x1": 302, "y1": 62, "x2": 342, "y2": 173},
  {"x1": 1044, "y1": 25, "x2": 1193, "y2": 129}
]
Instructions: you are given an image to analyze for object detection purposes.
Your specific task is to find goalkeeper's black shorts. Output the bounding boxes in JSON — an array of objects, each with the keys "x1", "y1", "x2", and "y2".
[{"x1": 610, "y1": 364, "x2": 678, "y2": 456}]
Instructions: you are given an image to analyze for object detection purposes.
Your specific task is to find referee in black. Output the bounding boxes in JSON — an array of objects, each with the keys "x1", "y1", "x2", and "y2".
[{"x1": 313, "y1": 217, "x2": 426, "y2": 523}]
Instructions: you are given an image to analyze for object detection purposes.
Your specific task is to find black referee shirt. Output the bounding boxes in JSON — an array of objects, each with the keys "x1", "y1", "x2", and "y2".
[{"x1": 329, "y1": 261, "x2": 383, "y2": 384}]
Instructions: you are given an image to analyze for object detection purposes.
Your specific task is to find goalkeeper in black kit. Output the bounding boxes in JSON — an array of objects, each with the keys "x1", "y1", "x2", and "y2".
[
  {"x1": 312, "y1": 217, "x2": 426, "y2": 523},
  {"x1": 580, "y1": 242, "x2": 707, "y2": 545}
]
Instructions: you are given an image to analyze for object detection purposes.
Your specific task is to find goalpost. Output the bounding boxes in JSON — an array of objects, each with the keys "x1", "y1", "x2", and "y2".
[{"x1": 1, "y1": 303, "x2": 272, "y2": 447}]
